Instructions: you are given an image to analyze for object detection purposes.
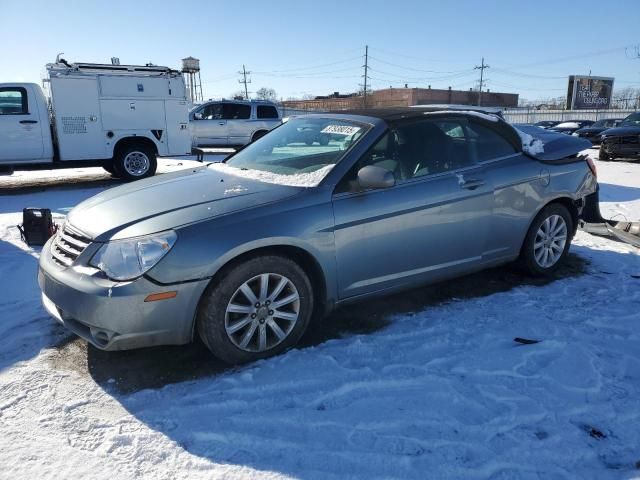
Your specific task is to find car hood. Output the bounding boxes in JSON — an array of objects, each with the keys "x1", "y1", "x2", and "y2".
[
  {"x1": 67, "y1": 166, "x2": 301, "y2": 241},
  {"x1": 601, "y1": 126, "x2": 640, "y2": 136}
]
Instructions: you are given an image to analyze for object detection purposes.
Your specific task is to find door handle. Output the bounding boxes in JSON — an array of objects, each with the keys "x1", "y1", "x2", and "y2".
[
  {"x1": 218, "y1": 122, "x2": 226, "y2": 125},
  {"x1": 19, "y1": 120, "x2": 38, "y2": 124},
  {"x1": 460, "y1": 178, "x2": 485, "y2": 190}
]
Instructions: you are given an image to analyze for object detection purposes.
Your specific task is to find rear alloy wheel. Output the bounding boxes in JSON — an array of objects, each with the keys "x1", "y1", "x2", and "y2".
[
  {"x1": 197, "y1": 255, "x2": 313, "y2": 364},
  {"x1": 521, "y1": 204, "x2": 573, "y2": 276},
  {"x1": 113, "y1": 144, "x2": 157, "y2": 181}
]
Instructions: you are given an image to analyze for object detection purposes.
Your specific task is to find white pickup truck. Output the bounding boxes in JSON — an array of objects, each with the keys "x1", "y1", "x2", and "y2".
[{"x1": 0, "y1": 58, "x2": 192, "y2": 181}]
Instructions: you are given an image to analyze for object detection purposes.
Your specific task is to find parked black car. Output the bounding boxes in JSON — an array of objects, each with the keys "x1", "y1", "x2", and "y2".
[
  {"x1": 549, "y1": 120, "x2": 595, "y2": 135},
  {"x1": 573, "y1": 118, "x2": 625, "y2": 145},
  {"x1": 600, "y1": 113, "x2": 640, "y2": 161},
  {"x1": 534, "y1": 120, "x2": 561, "y2": 129}
]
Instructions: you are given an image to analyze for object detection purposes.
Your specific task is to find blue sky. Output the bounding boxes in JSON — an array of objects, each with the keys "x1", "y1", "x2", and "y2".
[{"x1": 3, "y1": 0, "x2": 639, "y2": 102}]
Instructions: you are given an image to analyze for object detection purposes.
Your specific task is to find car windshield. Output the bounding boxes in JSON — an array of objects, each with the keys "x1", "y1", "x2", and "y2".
[
  {"x1": 622, "y1": 113, "x2": 640, "y2": 126},
  {"x1": 212, "y1": 117, "x2": 369, "y2": 187},
  {"x1": 592, "y1": 120, "x2": 608, "y2": 127}
]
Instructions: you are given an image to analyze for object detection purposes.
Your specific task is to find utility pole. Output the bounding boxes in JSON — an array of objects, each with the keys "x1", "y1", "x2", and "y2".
[
  {"x1": 474, "y1": 57, "x2": 490, "y2": 106},
  {"x1": 238, "y1": 64, "x2": 251, "y2": 99},
  {"x1": 362, "y1": 45, "x2": 369, "y2": 108}
]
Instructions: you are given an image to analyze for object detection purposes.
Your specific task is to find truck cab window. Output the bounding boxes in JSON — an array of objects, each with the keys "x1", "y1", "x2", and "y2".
[{"x1": 0, "y1": 88, "x2": 27, "y2": 115}]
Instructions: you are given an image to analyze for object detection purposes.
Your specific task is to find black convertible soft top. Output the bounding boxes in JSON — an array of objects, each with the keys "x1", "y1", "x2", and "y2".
[{"x1": 332, "y1": 107, "x2": 592, "y2": 162}]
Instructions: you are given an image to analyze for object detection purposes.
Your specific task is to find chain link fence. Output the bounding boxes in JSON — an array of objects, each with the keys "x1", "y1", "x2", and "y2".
[{"x1": 502, "y1": 108, "x2": 637, "y2": 124}]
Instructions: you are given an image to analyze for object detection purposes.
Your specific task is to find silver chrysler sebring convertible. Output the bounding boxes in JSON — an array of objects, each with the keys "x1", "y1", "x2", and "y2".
[{"x1": 38, "y1": 108, "x2": 597, "y2": 363}]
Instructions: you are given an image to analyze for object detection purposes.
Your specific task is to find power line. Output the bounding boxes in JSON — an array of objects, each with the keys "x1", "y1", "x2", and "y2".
[
  {"x1": 506, "y1": 45, "x2": 634, "y2": 69},
  {"x1": 368, "y1": 56, "x2": 473, "y2": 75},
  {"x1": 254, "y1": 54, "x2": 362, "y2": 74}
]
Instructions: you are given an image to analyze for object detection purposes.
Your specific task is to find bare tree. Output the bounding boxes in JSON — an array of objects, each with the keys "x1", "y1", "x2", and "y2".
[
  {"x1": 255, "y1": 87, "x2": 277, "y2": 101},
  {"x1": 229, "y1": 90, "x2": 246, "y2": 100}
]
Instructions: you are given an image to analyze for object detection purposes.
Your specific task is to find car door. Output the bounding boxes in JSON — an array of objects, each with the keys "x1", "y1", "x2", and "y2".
[
  {"x1": 191, "y1": 102, "x2": 227, "y2": 146},
  {"x1": 331, "y1": 117, "x2": 493, "y2": 299},
  {"x1": 464, "y1": 120, "x2": 540, "y2": 261},
  {"x1": 0, "y1": 86, "x2": 45, "y2": 162},
  {"x1": 225, "y1": 102, "x2": 252, "y2": 145}
]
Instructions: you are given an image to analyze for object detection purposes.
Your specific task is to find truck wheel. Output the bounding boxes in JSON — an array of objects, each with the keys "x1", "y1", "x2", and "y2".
[
  {"x1": 196, "y1": 255, "x2": 314, "y2": 364},
  {"x1": 521, "y1": 203, "x2": 573, "y2": 276},
  {"x1": 251, "y1": 130, "x2": 268, "y2": 142},
  {"x1": 114, "y1": 144, "x2": 157, "y2": 181}
]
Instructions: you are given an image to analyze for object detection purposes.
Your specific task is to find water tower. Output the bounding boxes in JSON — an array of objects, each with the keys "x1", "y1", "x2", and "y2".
[{"x1": 182, "y1": 56, "x2": 203, "y2": 103}]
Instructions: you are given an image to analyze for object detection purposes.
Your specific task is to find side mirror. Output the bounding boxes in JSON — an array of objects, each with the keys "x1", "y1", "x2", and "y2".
[
  {"x1": 193, "y1": 112, "x2": 203, "y2": 120},
  {"x1": 357, "y1": 165, "x2": 395, "y2": 190}
]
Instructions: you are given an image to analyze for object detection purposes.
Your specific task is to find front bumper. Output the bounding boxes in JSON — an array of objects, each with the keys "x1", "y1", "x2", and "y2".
[
  {"x1": 38, "y1": 237, "x2": 209, "y2": 351},
  {"x1": 601, "y1": 140, "x2": 640, "y2": 158}
]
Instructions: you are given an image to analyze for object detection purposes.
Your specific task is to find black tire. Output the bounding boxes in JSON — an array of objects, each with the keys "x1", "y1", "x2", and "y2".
[
  {"x1": 113, "y1": 144, "x2": 157, "y2": 181},
  {"x1": 318, "y1": 134, "x2": 330, "y2": 146},
  {"x1": 599, "y1": 148, "x2": 612, "y2": 161},
  {"x1": 102, "y1": 162, "x2": 119, "y2": 177},
  {"x1": 197, "y1": 255, "x2": 314, "y2": 364},
  {"x1": 521, "y1": 203, "x2": 573, "y2": 276},
  {"x1": 251, "y1": 130, "x2": 268, "y2": 142}
]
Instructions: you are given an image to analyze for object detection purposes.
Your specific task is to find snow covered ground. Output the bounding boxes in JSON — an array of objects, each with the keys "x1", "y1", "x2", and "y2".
[{"x1": 1, "y1": 150, "x2": 639, "y2": 479}]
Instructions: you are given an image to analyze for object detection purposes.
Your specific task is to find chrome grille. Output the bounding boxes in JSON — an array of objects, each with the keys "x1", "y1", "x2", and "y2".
[{"x1": 51, "y1": 225, "x2": 92, "y2": 267}]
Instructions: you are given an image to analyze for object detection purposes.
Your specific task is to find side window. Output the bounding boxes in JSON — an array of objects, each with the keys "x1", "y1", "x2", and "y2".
[
  {"x1": 397, "y1": 119, "x2": 475, "y2": 178},
  {"x1": 257, "y1": 105, "x2": 279, "y2": 119},
  {"x1": 465, "y1": 122, "x2": 517, "y2": 162},
  {"x1": 200, "y1": 103, "x2": 222, "y2": 120},
  {"x1": 335, "y1": 118, "x2": 476, "y2": 193},
  {"x1": 222, "y1": 103, "x2": 251, "y2": 120},
  {"x1": 0, "y1": 87, "x2": 27, "y2": 115}
]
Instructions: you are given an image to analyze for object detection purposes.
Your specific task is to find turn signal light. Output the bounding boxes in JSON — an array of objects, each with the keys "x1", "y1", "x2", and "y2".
[{"x1": 144, "y1": 291, "x2": 178, "y2": 302}]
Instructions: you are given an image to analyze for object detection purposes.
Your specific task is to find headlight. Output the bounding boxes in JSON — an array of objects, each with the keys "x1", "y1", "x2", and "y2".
[
  {"x1": 90, "y1": 231, "x2": 177, "y2": 281},
  {"x1": 572, "y1": 132, "x2": 579, "y2": 136}
]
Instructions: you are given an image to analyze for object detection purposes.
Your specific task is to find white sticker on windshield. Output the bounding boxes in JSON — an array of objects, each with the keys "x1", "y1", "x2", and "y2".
[{"x1": 320, "y1": 125, "x2": 361, "y2": 136}]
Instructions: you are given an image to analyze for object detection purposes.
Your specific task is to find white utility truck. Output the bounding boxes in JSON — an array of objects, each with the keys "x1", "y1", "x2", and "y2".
[{"x1": 0, "y1": 57, "x2": 192, "y2": 181}]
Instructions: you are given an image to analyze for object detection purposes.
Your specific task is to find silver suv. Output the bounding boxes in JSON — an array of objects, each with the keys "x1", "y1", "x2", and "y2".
[{"x1": 189, "y1": 100, "x2": 281, "y2": 147}]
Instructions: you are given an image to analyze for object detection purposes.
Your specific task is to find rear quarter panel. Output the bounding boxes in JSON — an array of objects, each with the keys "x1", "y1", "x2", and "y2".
[{"x1": 486, "y1": 153, "x2": 595, "y2": 260}]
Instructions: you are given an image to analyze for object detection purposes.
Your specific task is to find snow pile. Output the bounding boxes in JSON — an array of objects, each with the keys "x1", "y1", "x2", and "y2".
[
  {"x1": 555, "y1": 122, "x2": 580, "y2": 129},
  {"x1": 514, "y1": 127, "x2": 545, "y2": 155},
  {"x1": 209, "y1": 162, "x2": 334, "y2": 187}
]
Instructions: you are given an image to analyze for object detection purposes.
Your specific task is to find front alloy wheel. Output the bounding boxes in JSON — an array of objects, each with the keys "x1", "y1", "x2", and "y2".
[
  {"x1": 197, "y1": 255, "x2": 313, "y2": 364},
  {"x1": 225, "y1": 273, "x2": 300, "y2": 352}
]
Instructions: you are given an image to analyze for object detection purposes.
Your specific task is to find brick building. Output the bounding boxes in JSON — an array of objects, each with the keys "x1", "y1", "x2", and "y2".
[{"x1": 282, "y1": 87, "x2": 518, "y2": 111}]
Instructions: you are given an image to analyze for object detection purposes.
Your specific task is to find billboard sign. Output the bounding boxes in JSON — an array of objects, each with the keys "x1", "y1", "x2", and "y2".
[{"x1": 567, "y1": 76, "x2": 614, "y2": 110}]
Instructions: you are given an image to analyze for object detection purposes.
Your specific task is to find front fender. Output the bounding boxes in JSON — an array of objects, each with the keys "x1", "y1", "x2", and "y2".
[{"x1": 146, "y1": 195, "x2": 338, "y2": 303}]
